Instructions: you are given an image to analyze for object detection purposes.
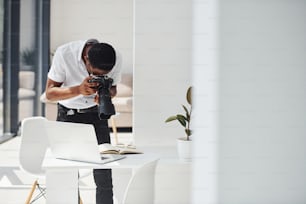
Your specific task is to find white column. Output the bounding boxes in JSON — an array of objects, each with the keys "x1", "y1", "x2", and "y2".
[
  {"x1": 192, "y1": 0, "x2": 220, "y2": 203},
  {"x1": 192, "y1": 0, "x2": 306, "y2": 203}
]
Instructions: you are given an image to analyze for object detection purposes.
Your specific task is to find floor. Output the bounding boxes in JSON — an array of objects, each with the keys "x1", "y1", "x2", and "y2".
[{"x1": 0, "y1": 132, "x2": 133, "y2": 204}]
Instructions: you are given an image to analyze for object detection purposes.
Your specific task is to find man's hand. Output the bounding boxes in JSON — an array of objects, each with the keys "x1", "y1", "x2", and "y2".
[
  {"x1": 79, "y1": 76, "x2": 99, "y2": 95},
  {"x1": 45, "y1": 76, "x2": 102, "y2": 101},
  {"x1": 93, "y1": 85, "x2": 117, "y2": 105},
  {"x1": 110, "y1": 86, "x2": 117, "y2": 98}
]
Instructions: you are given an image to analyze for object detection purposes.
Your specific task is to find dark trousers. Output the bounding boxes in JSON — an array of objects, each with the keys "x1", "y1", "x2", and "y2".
[{"x1": 57, "y1": 104, "x2": 113, "y2": 204}]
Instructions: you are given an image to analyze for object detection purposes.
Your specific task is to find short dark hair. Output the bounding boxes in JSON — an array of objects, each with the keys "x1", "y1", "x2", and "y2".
[{"x1": 87, "y1": 43, "x2": 116, "y2": 71}]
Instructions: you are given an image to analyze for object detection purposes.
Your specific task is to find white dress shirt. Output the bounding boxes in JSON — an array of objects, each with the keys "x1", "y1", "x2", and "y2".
[{"x1": 48, "y1": 40, "x2": 122, "y2": 109}]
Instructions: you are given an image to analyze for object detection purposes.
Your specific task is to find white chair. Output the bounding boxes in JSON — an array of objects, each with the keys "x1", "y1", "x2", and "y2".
[
  {"x1": 19, "y1": 116, "x2": 88, "y2": 204},
  {"x1": 19, "y1": 117, "x2": 48, "y2": 203},
  {"x1": 122, "y1": 159, "x2": 159, "y2": 204}
]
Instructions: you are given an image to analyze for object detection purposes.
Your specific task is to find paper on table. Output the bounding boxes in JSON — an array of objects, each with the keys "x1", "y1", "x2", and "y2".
[{"x1": 99, "y1": 143, "x2": 143, "y2": 155}]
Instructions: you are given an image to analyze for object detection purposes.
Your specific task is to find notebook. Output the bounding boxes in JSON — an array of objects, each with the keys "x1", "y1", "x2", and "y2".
[{"x1": 45, "y1": 120, "x2": 126, "y2": 164}]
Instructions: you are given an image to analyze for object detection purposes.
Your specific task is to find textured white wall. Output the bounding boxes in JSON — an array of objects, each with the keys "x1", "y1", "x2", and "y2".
[
  {"x1": 193, "y1": 0, "x2": 306, "y2": 203},
  {"x1": 50, "y1": 0, "x2": 133, "y2": 73},
  {"x1": 134, "y1": 0, "x2": 193, "y2": 146}
]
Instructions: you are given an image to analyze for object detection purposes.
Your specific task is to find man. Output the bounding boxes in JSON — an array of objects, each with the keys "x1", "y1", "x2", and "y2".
[{"x1": 45, "y1": 39, "x2": 122, "y2": 204}]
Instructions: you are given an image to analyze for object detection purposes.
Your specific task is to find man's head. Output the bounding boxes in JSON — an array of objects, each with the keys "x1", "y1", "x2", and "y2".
[{"x1": 87, "y1": 43, "x2": 116, "y2": 72}]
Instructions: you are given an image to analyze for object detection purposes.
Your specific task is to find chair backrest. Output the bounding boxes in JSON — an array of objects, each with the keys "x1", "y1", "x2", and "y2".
[
  {"x1": 19, "y1": 117, "x2": 49, "y2": 177},
  {"x1": 122, "y1": 159, "x2": 159, "y2": 204}
]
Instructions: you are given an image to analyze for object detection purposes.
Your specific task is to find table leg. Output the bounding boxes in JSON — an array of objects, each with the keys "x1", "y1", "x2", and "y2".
[
  {"x1": 46, "y1": 168, "x2": 79, "y2": 204},
  {"x1": 110, "y1": 116, "x2": 119, "y2": 145}
]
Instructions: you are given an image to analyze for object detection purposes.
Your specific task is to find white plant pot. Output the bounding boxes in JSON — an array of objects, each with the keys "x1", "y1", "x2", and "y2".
[{"x1": 177, "y1": 137, "x2": 192, "y2": 161}]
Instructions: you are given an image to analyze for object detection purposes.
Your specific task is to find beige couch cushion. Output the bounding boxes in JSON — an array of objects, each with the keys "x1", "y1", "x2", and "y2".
[
  {"x1": 18, "y1": 88, "x2": 36, "y2": 99},
  {"x1": 0, "y1": 71, "x2": 35, "y2": 101},
  {"x1": 0, "y1": 70, "x2": 35, "y2": 122},
  {"x1": 116, "y1": 73, "x2": 133, "y2": 97},
  {"x1": 0, "y1": 88, "x2": 35, "y2": 101},
  {"x1": 0, "y1": 70, "x2": 35, "y2": 89},
  {"x1": 19, "y1": 71, "x2": 35, "y2": 89},
  {"x1": 116, "y1": 83, "x2": 132, "y2": 97},
  {"x1": 112, "y1": 97, "x2": 133, "y2": 113}
]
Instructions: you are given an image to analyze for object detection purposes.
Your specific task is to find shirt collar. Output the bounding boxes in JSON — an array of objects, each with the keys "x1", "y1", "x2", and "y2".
[{"x1": 78, "y1": 40, "x2": 88, "y2": 63}]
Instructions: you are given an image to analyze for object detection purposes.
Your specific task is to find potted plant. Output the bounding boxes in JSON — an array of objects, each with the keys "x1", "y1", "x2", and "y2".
[
  {"x1": 21, "y1": 48, "x2": 36, "y2": 71},
  {"x1": 165, "y1": 86, "x2": 193, "y2": 161}
]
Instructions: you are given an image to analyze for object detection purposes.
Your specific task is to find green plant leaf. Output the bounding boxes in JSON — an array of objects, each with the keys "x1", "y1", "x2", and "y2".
[
  {"x1": 185, "y1": 129, "x2": 192, "y2": 136},
  {"x1": 182, "y1": 105, "x2": 190, "y2": 121},
  {"x1": 177, "y1": 114, "x2": 187, "y2": 121},
  {"x1": 176, "y1": 114, "x2": 187, "y2": 127},
  {"x1": 165, "y1": 86, "x2": 193, "y2": 138},
  {"x1": 165, "y1": 115, "x2": 177, "y2": 123},
  {"x1": 186, "y1": 86, "x2": 192, "y2": 105}
]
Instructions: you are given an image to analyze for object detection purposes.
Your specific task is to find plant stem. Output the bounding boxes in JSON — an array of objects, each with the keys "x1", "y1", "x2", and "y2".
[{"x1": 186, "y1": 106, "x2": 192, "y2": 141}]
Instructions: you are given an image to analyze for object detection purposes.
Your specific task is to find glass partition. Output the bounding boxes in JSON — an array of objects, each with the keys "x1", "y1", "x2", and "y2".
[
  {"x1": 0, "y1": 0, "x2": 49, "y2": 142},
  {"x1": 0, "y1": 0, "x2": 3, "y2": 135}
]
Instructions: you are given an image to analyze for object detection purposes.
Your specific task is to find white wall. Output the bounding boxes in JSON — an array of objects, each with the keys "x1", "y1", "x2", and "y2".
[
  {"x1": 134, "y1": 0, "x2": 193, "y2": 146},
  {"x1": 50, "y1": 0, "x2": 133, "y2": 74},
  {"x1": 193, "y1": 0, "x2": 306, "y2": 203}
]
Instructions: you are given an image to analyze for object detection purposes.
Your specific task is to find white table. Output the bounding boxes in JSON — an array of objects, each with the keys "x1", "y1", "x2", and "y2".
[{"x1": 42, "y1": 150, "x2": 158, "y2": 204}]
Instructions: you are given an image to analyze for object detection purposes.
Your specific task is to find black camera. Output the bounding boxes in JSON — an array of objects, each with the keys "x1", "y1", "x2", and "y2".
[{"x1": 88, "y1": 75, "x2": 116, "y2": 119}]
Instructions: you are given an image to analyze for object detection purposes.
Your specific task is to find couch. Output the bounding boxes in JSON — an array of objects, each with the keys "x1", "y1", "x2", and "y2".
[
  {"x1": 111, "y1": 73, "x2": 133, "y2": 128},
  {"x1": 0, "y1": 71, "x2": 36, "y2": 123},
  {"x1": 41, "y1": 73, "x2": 133, "y2": 128}
]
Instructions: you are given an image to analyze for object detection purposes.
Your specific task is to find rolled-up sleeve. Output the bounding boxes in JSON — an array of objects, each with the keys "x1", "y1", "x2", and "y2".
[{"x1": 48, "y1": 48, "x2": 66, "y2": 83}]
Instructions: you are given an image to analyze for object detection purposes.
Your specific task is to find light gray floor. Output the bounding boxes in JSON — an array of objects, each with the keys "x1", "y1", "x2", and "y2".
[{"x1": 0, "y1": 132, "x2": 133, "y2": 204}]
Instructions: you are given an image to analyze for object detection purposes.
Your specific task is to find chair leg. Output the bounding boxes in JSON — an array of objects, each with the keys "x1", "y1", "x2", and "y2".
[
  {"x1": 111, "y1": 116, "x2": 119, "y2": 145},
  {"x1": 25, "y1": 180, "x2": 38, "y2": 204},
  {"x1": 26, "y1": 180, "x2": 82, "y2": 204}
]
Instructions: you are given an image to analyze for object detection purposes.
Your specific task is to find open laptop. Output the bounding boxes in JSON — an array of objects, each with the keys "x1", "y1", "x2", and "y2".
[{"x1": 44, "y1": 120, "x2": 126, "y2": 164}]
